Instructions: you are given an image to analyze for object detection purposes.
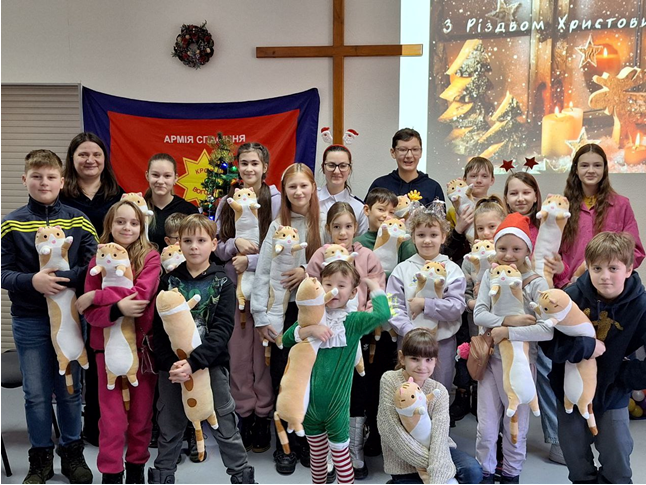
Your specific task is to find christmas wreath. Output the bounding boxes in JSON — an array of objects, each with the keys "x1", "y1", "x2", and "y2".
[{"x1": 172, "y1": 21, "x2": 215, "y2": 69}]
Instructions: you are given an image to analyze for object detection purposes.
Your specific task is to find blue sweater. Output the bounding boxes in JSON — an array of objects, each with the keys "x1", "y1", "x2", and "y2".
[{"x1": 366, "y1": 170, "x2": 445, "y2": 207}]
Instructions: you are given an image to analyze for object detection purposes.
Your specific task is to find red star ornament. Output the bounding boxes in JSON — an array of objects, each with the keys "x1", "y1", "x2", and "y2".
[
  {"x1": 524, "y1": 157, "x2": 539, "y2": 170},
  {"x1": 500, "y1": 159, "x2": 515, "y2": 172}
]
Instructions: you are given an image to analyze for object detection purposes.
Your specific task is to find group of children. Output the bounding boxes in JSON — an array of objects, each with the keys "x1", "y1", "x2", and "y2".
[{"x1": 1, "y1": 128, "x2": 645, "y2": 485}]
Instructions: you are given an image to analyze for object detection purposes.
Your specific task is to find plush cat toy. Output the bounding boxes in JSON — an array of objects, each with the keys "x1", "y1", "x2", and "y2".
[
  {"x1": 121, "y1": 192, "x2": 154, "y2": 233},
  {"x1": 394, "y1": 378, "x2": 442, "y2": 484},
  {"x1": 156, "y1": 288, "x2": 219, "y2": 461},
  {"x1": 530, "y1": 288, "x2": 598, "y2": 435},
  {"x1": 446, "y1": 179, "x2": 476, "y2": 243},
  {"x1": 227, "y1": 187, "x2": 261, "y2": 327},
  {"x1": 532, "y1": 195, "x2": 571, "y2": 288},
  {"x1": 35, "y1": 226, "x2": 89, "y2": 394},
  {"x1": 395, "y1": 195, "x2": 412, "y2": 220},
  {"x1": 373, "y1": 218, "x2": 411, "y2": 273},
  {"x1": 161, "y1": 243, "x2": 185, "y2": 273},
  {"x1": 90, "y1": 242, "x2": 139, "y2": 410},
  {"x1": 264, "y1": 225, "x2": 308, "y2": 365},
  {"x1": 321, "y1": 244, "x2": 364, "y2": 375},
  {"x1": 489, "y1": 263, "x2": 540, "y2": 443},
  {"x1": 465, "y1": 240, "x2": 496, "y2": 285},
  {"x1": 275, "y1": 277, "x2": 338, "y2": 452},
  {"x1": 412, "y1": 261, "x2": 448, "y2": 333}
]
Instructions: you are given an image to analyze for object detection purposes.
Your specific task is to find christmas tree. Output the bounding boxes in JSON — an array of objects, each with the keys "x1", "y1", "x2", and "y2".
[
  {"x1": 200, "y1": 133, "x2": 239, "y2": 218},
  {"x1": 478, "y1": 91, "x2": 527, "y2": 159},
  {"x1": 438, "y1": 39, "x2": 494, "y2": 155}
]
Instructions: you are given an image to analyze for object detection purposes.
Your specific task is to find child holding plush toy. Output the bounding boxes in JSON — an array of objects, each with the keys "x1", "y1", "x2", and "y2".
[
  {"x1": 79, "y1": 199, "x2": 161, "y2": 484},
  {"x1": 306, "y1": 201, "x2": 385, "y2": 478},
  {"x1": 150, "y1": 215, "x2": 254, "y2": 484},
  {"x1": 473, "y1": 213, "x2": 550, "y2": 483},
  {"x1": 281, "y1": 261, "x2": 390, "y2": 484},
  {"x1": 378, "y1": 328, "x2": 482, "y2": 484}
]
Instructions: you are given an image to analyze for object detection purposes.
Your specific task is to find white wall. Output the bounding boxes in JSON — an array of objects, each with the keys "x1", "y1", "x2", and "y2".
[{"x1": 1, "y1": 0, "x2": 403, "y2": 200}]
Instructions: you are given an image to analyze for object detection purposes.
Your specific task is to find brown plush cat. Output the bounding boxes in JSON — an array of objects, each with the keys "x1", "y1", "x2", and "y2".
[
  {"x1": 161, "y1": 243, "x2": 185, "y2": 273},
  {"x1": 35, "y1": 226, "x2": 89, "y2": 394},
  {"x1": 373, "y1": 218, "x2": 410, "y2": 273},
  {"x1": 90, "y1": 243, "x2": 139, "y2": 410},
  {"x1": 156, "y1": 288, "x2": 219, "y2": 461}
]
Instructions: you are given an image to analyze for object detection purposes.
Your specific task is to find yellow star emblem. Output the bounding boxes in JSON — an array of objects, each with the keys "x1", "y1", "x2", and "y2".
[
  {"x1": 576, "y1": 35, "x2": 603, "y2": 68},
  {"x1": 565, "y1": 127, "x2": 601, "y2": 157},
  {"x1": 177, "y1": 149, "x2": 211, "y2": 205},
  {"x1": 487, "y1": 0, "x2": 521, "y2": 24}
]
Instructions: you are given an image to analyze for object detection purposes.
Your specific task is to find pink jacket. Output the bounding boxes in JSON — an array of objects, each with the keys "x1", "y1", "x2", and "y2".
[
  {"x1": 555, "y1": 194, "x2": 644, "y2": 287},
  {"x1": 306, "y1": 242, "x2": 385, "y2": 311},
  {"x1": 84, "y1": 250, "x2": 161, "y2": 351}
]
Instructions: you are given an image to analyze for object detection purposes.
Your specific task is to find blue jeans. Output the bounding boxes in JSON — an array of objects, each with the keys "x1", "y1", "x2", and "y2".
[
  {"x1": 451, "y1": 446, "x2": 483, "y2": 484},
  {"x1": 391, "y1": 448, "x2": 483, "y2": 484},
  {"x1": 535, "y1": 346, "x2": 559, "y2": 444},
  {"x1": 12, "y1": 315, "x2": 83, "y2": 448}
]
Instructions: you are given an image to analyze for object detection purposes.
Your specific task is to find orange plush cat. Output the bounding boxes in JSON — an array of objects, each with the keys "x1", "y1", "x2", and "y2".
[
  {"x1": 90, "y1": 242, "x2": 139, "y2": 410},
  {"x1": 533, "y1": 195, "x2": 571, "y2": 288},
  {"x1": 121, "y1": 192, "x2": 154, "y2": 233},
  {"x1": 446, "y1": 179, "x2": 476, "y2": 243},
  {"x1": 161, "y1": 243, "x2": 185, "y2": 273},
  {"x1": 531, "y1": 288, "x2": 598, "y2": 435},
  {"x1": 412, "y1": 261, "x2": 447, "y2": 332},
  {"x1": 373, "y1": 218, "x2": 410, "y2": 273},
  {"x1": 156, "y1": 288, "x2": 219, "y2": 461},
  {"x1": 35, "y1": 226, "x2": 89, "y2": 394}
]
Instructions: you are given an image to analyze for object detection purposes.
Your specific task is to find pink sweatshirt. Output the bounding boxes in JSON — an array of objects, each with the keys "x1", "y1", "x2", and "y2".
[
  {"x1": 306, "y1": 242, "x2": 385, "y2": 311},
  {"x1": 84, "y1": 250, "x2": 161, "y2": 351},
  {"x1": 555, "y1": 194, "x2": 644, "y2": 287}
]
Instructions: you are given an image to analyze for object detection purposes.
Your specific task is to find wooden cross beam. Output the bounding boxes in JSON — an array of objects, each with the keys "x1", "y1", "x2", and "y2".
[{"x1": 256, "y1": 0, "x2": 423, "y2": 144}]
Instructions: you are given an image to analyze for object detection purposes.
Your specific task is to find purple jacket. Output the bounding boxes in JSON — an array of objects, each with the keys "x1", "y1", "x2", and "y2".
[
  {"x1": 555, "y1": 194, "x2": 644, "y2": 287},
  {"x1": 214, "y1": 185, "x2": 281, "y2": 282}
]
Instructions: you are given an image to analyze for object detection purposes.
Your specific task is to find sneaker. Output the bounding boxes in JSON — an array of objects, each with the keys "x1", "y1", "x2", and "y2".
[
  {"x1": 57, "y1": 440, "x2": 93, "y2": 484},
  {"x1": 125, "y1": 462, "x2": 145, "y2": 484},
  {"x1": 252, "y1": 415, "x2": 271, "y2": 453},
  {"x1": 23, "y1": 447, "x2": 54, "y2": 484},
  {"x1": 101, "y1": 472, "x2": 124, "y2": 484},
  {"x1": 449, "y1": 388, "x2": 471, "y2": 422},
  {"x1": 500, "y1": 474, "x2": 520, "y2": 484},
  {"x1": 273, "y1": 449, "x2": 297, "y2": 475},
  {"x1": 548, "y1": 443, "x2": 567, "y2": 465},
  {"x1": 354, "y1": 463, "x2": 369, "y2": 480},
  {"x1": 239, "y1": 414, "x2": 255, "y2": 452},
  {"x1": 147, "y1": 467, "x2": 176, "y2": 484},
  {"x1": 326, "y1": 467, "x2": 337, "y2": 484},
  {"x1": 230, "y1": 466, "x2": 256, "y2": 484}
]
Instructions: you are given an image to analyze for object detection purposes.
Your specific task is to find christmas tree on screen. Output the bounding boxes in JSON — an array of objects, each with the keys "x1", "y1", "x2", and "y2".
[
  {"x1": 478, "y1": 91, "x2": 527, "y2": 159},
  {"x1": 439, "y1": 39, "x2": 493, "y2": 155}
]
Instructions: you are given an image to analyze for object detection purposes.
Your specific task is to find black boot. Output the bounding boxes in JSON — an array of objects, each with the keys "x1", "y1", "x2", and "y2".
[
  {"x1": 239, "y1": 414, "x2": 255, "y2": 452},
  {"x1": 230, "y1": 466, "x2": 256, "y2": 484},
  {"x1": 273, "y1": 449, "x2": 297, "y2": 475},
  {"x1": 23, "y1": 447, "x2": 54, "y2": 484},
  {"x1": 147, "y1": 467, "x2": 176, "y2": 484},
  {"x1": 449, "y1": 388, "x2": 471, "y2": 423},
  {"x1": 252, "y1": 415, "x2": 271, "y2": 453},
  {"x1": 500, "y1": 474, "x2": 520, "y2": 484},
  {"x1": 102, "y1": 471, "x2": 124, "y2": 484},
  {"x1": 125, "y1": 462, "x2": 145, "y2": 484},
  {"x1": 363, "y1": 423, "x2": 382, "y2": 457},
  {"x1": 57, "y1": 440, "x2": 93, "y2": 484},
  {"x1": 149, "y1": 423, "x2": 160, "y2": 448}
]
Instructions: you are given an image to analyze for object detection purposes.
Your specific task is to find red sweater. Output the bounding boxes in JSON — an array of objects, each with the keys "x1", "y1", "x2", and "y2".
[{"x1": 84, "y1": 250, "x2": 161, "y2": 351}]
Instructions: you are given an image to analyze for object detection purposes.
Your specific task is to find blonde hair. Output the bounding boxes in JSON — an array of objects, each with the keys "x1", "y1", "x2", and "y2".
[
  {"x1": 279, "y1": 163, "x2": 322, "y2": 260},
  {"x1": 164, "y1": 212, "x2": 188, "y2": 236},
  {"x1": 24, "y1": 150, "x2": 64, "y2": 174},
  {"x1": 179, "y1": 214, "x2": 217, "y2": 239},
  {"x1": 100, "y1": 200, "x2": 156, "y2": 277},
  {"x1": 473, "y1": 195, "x2": 507, "y2": 240},
  {"x1": 585, "y1": 231, "x2": 635, "y2": 268}
]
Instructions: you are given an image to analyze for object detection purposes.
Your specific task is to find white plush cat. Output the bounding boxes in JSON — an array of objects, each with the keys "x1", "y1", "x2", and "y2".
[
  {"x1": 35, "y1": 226, "x2": 89, "y2": 394},
  {"x1": 446, "y1": 179, "x2": 476, "y2": 243},
  {"x1": 373, "y1": 218, "x2": 410, "y2": 273},
  {"x1": 533, "y1": 195, "x2": 571, "y2": 288},
  {"x1": 412, "y1": 261, "x2": 447, "y2": 333},
  {"x1": 465, "y1": 240, "x2": 496, "y2": 284}
]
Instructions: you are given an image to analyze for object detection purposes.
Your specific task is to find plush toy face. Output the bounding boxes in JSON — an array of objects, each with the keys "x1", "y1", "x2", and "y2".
[
  {"x1": 490, "y1": 264, "x2": 522, "y2": 281},
  {"x1": 323, "y1": 244, "x2": 350, "y2": 263},
  {"x1": 472, "y1": 240, "x2": 495, "y2": 256},
  {"x1": 396, "y1": 195, "x2": 411, "y2": 213},
  {"x1": 232, "y1": 187, "x2": 257, "y2": 203},
  {"x1": 446, "y1": 179, "x2": 470, "y2": 201},
  {"x1": 273, "y1": 225, "x2": 300, "y2": 244},
  {"x1": 35, "y1": 226, "x2": 66, "y2": 247},
  {"x1": 542, "y1": 194, "x2": 570, "y2": 214},
  {"x1": 536, "y1": 289, "x2": 571, "y2": 315},
  {"x1": 161, "y1": 243, "x2": 184, "y2": 264},
  {"x1": 420, "y1": 260, "x2": 447, "y2": 279},
  {"x1": 395, "y1": 379, "x2": 426, "y2": 410},
  {"x1": 121, "y1": 192, "x2": 147, "y2": 207},
  {"x1": 381, "y1": 218, "x2": 407, "y2": 236},
  {"x1": 96, "y1": 243, "x2": 129, "y2": 265},
  {"x1": 296, "y1": 276, "x2": 324, "y2": 302}
]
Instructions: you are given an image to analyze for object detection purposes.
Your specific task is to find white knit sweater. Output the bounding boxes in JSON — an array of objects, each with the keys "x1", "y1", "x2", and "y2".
[{"x1": 378, "y1": 370, "x2": 457, "y2": 483}]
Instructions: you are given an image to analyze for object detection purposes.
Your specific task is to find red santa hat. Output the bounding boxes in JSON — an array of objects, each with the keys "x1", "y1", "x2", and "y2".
[{"x1": 493, "y1": 212, "x2": 533, "y2": 252}]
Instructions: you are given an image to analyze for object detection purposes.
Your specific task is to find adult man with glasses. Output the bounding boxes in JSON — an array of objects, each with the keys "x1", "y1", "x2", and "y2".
[{"x1": 366, "y1": 128, "x2": 445, "y2": 207}]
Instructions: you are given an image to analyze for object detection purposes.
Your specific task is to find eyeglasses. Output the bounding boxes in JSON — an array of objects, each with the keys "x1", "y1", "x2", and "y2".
[
  {"x1": 395, "y1": 147, "x2": 422, "y2": 155},
  {"x1": 324, "y1": 162, "x2": 351, "y2": 173}
]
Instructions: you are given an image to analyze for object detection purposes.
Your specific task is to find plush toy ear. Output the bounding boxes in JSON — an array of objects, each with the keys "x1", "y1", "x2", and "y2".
[
  {"x1": 120, "y1": 194, "x2": 127, "y2": 200},
  {"x1": 234, "y1": 188, "x2": 240, "y2": 193},
  {"x1": 440, "y1": 262, "x2": 446, "y2": 268},
  {"x1": 323, "y1": 244, "x2": 330, "y2": 249},
  {"x1": 548, "y1": 297, "x2": 558, "y2": 305},
  {"x1": 510, "y1": 263, "x2": 518, "y2": 270},
  {"x1": 399, "y1": 218, "x2": 405, "y2": 224},
  {"x1": 563, "y1": 196, "x2": 569, "y2": 203},
  {"x1": 293, "y1": 228, "x2": 299, "y2": 234},
  {"x1": 277, "y1": 225, "x2": 284, "y2": 230},
  {"x1": 171, "y1": 288, "x2": 179, "y2": 293},
  {"x1": 491, "y1": 262, "x2": 499, "y2": 269},
  {"x1": 408, "y1": 377, "x2": 414, "y2": 383},
  {"x1": 98, "y1": 244, "x2": 105, "y2": 249},
  {"x1": 136, "y1": 192, "x2": 143, "y2": 197}
]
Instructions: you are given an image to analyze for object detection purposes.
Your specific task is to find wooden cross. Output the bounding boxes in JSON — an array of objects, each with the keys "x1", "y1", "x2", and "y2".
[{"x1": 256, "y1": 0, "x2": 423, "y2": 144}]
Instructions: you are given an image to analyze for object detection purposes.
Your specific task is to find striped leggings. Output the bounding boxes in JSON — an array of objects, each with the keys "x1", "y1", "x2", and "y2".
[{"x1": 307, "y1": 432, "x2": 354, "y2": 484}]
